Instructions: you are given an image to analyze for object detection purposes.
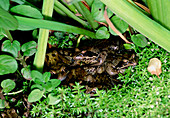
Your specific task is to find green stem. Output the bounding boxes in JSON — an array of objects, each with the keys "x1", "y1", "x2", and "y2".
[
  {"x1": 54, "y1": 0, "x2": 88, "y2": 27},
  {"x1": 73, "y1": 2, "x2": 99, "y2": 29},
  {"x1": 4, "y1": 89, "x2": 23, "y2": 95},
  {"x1": 17, "y1": 53, "x2": 27, "y2": 67},
  {"x1": 33, "y1": 0, "x2": 54, "y2": 72},
  {"x1": 54, "y1": 5, "x2": 67, "y2": 16},
  {"x1": 100, "y1": 0, "x2": 170, "y2": 52},
  {"x1": 60, "y1": 0, "x2": 77, "y2": 14},
  {"x1": 3, "y1": 29, "x2": 13, "y2": 42}
]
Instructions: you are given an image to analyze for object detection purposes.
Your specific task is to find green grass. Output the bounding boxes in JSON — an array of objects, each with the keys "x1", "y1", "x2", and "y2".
[{"x1": 30, "y1": 42, "x2": 169, "y2": 117}]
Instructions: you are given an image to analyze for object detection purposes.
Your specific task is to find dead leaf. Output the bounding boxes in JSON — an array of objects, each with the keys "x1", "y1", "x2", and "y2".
[
  {"x1": 104, "y1": 6, "x2": 132, "y2": 44},
  {"x1": 147, "y1": 58, "x2": 162, "y2": 78}
]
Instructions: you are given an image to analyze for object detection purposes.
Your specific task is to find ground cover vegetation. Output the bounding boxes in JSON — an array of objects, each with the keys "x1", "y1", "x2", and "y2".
[{"x1": 0, "y1": 0, "x2": 169, "y2": 117}]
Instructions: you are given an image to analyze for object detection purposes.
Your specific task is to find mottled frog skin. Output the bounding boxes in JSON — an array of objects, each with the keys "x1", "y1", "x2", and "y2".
[{"x1": 45, "y1": 45, "x2": 137, "y2": 85}]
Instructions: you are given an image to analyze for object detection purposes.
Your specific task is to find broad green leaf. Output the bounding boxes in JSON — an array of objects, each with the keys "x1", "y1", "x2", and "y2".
[
  {"x1": 0, "y1": 28, "x2": 6, "y2": 39},
  {"x1": 0, "y1": 35, "x2": 4, "y2": 40},
  {"x1": 147, "y1": 0, "x2": 170, "y2": 30},
  {"x1": 50, "y1": 79, "x2": 61, "y2": 88},
  {"x1": 0, "y1": 99, "x2": 5, "y2": 109},
  {"x1": 91, "y1": 0, "x2": 113, "y2": 22},
  {"x1": 28, "y1": 89, "x2": 44, "y2": 102},
  {"x1": 109, "y1": 16, "x2": 128, "y2": 36},
  {"x1": 1, "y1": 79, "x2": 16, "y2": 93},
  {"x1": 21, "y1": 41, "x2": 36, "y2": 56},
  {"x1": 2, "y1": 40, "x2": 20, "y2": 57},
  {"x1": 0, "y1": 55, "x2": 18, "y2": 75},
  {"x1": 15, "y1": 16, "x2": 96, "y2": 38},
  {"x1": 96, "y1": 27, "x2": 110, "y2": 39},
  {"x1": 48, "y1": 93, "x2": 60, "y2": 105},
  {"x1": 100, "y1": 0, "x2": 170, "y2": 52},
  {"x1": 64, "y1": 0, "x2": 82, "y2": 4},
  {"x1": 21, "y1": 65, "x2": 31, "y2": 80},
  {"x1": 0, "y1": 0, "x2": 10, "y2": 11},
  {"x1": 0, "y1": 7, "x2": 18, "y2": 30},
  {"x1": 131, "y1": 34, "x2": 148, "y2": 47},
  {"x1": 21, "y1": 41, "x2": 36, "y2": 51},
  {"x1": 86, "y1": 0, "x2": 94, "y2": 7},
  {"x1": 31, "y1": 70, "x2": 42, "y2": 82},
  {"x1": 42, "y1": 72, "x2": 51, "y2": 83},
  {"x1": 23, "y1": 48, "x2": 36, "y2": 57},
  {"x1": 10, "y1": 5, "x2": 43, "y2": 19},
  {"x1": 11, "y1": 0, "x2": 25, "y2": 5}
]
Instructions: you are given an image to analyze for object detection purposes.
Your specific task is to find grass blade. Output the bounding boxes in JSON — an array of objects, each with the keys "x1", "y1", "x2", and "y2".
[
  {"x1": 147, "y1": 0, "x2": 170, "y2": 30},
  {"x1": 100, "y1": 0, "x2": 170, "y2": 52},
  {"x1": 15, "y1": 16, "x2": 96, "y2": 38}
]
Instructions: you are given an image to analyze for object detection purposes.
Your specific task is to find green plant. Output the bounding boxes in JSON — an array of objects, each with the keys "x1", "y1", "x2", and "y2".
[
  {"x1": 28, "y1": 70, "x2": 61, "y2": 103},
  {"x1": 48, "y1": 32, "x2": 74, "y2": 48},
  {"x1": 30, "y1": 42, "x2": 169, "y2": 117},
  {"x1": 100, "y1": 0, "x2": 170, "y2": 52}
]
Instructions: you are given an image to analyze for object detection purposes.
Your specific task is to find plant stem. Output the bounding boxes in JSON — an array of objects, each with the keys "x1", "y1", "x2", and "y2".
[
  {"x1": 4, "y1": 89, "x2": 23, "y2": 95},
  {"x1": 100, "y1": 0, "x2": 170, "y2": 52},
  {"x1": 73, "y1": 2, "x2": 99, "y2": 29},
  {"x1": 54, "y1": 0, "x2": 88, "y2": 27},
  {"x1": 33, "y1": 0, "x2": 54, "y2": 72},
  {"x1": 17, "y1": 53, "x2": 27, "y2": 67},
  {"x1": 2, "y1": 29, "x2": 13, "y2": 42}
]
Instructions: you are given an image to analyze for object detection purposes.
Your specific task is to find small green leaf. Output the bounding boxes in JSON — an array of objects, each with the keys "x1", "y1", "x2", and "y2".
[
  {"x1": 0, "y1": 99, "x2": 5, "y2": 109},
  {"x1": 42, "y1": 72, "x2": 51, "y2": 83},
  {"x1": 11, "y1": 0, "x2": 25, "y2": 5},
  {"x1": 0, "y1": 55, "x2": 18, "y2": 75},
  {"x1": 31, "y1": 70, "x2": 42, "y2": 82},
  {"x1": 23, "y1": 48, "x2": 36, "y2": 57},
  {"x1": 109, "y1": 16, "x2": 128, "y2": 36},
  {"x1": 48, "y1": 93, "x2": 60, "y2": 105},
  {"x1": 28, "y1": 89, "x2": 44, "y2": 102},
  {"x1": 54, "y1": 32, "x2": 65, "y2": 39},
  {"x1": 131, "y1": 34, "x2": 148, "y2": 47},
  {"x1": 31, "y1": 84, "x2": 43, "y2": 91},
  {"x1": 43, "y1": 82, "x2": 53, "y2": 92},
  {"x1": 1, "y1": 79, "x2": 16, "y2": 93},
  {"x1": 123, "y1": 43, "x2": 134, "y2": 50},
  {"x1": 21, "y1": 41, "x2": 36, "y2": 52},
  {"x1": 21, "y1": 41, "x2": 36, "y2": 56},
  {"x1": 50, "y1": 79, "x2": 61, "y2": 88},
  {"x1": 10, "y1": 5, "x2": 43, "y2": 19},
  {"x1": 2, "y1": 40, "x2": 20, "y2": 57},
  {"x1": 91, "y1": 0, "x2": 113, "y2": 22},
  {"x1": 96, "y1": 27, "x2": 110, "y2": 39},
  {"x1": 21, "y1": 65, "x2": 31, "y2": 80},
  {"x1": 0, "y1": 7, "x2": 18, "y2": 30},
  {"x1": 0, "y1": 0, "x2": 10, "y2": 11}
]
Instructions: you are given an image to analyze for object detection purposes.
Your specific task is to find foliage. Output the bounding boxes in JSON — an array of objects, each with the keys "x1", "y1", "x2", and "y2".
[
  {"x1": 1, "y1": 79, "x2": 16, "y2": 93},
  {"x1": 0, "y1": 0, "x2": 169, "y2": 117},
  {"x1": 48, "y1": 32, "x2": 74, "y2": 48},
  {"x1": 28, "y1": 70, "x2": 61, "y2": 103},
  {"x1": 30, "y1": 42, "x2": 169, "y2": 117},
  {"x1": 0, "y1": 55, "x2": 18, "y2": 75}
]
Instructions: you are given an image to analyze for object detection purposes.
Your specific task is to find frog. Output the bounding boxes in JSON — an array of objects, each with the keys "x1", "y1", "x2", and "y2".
[{"x1": 71, "y1": 48, "x2": 100, "y2": 66}]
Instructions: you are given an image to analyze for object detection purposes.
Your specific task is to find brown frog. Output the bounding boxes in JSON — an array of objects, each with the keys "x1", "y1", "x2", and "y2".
[{"x1": 45, "y1": 44, "x2": 137, "y2": 86}]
